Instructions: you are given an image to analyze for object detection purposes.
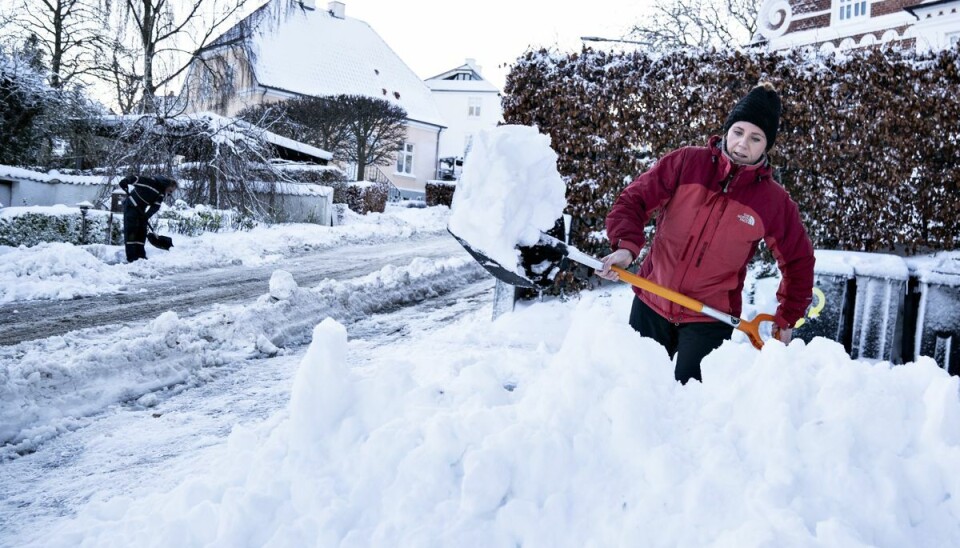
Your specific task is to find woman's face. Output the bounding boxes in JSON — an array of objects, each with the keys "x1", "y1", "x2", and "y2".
[{"x1": 725, "y1": 121, "x2": 767, "y2": 165}]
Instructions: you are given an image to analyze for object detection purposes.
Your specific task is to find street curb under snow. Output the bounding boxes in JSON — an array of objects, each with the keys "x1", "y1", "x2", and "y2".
[{"x1": 0, "y1": 257, "x2": 489, "y2": 458}]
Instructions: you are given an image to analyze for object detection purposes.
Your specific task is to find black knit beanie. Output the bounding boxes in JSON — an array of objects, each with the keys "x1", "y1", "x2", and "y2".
[{"x1": 722, "y1": 82, "x2": 782, "y2": 151}]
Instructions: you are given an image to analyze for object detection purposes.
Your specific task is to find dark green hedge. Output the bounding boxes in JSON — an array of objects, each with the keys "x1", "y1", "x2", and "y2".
[
  {"x1": 426, "y1": 181, "x2": 455, "y2": 207},
  {"x1": 327, "y1": 181, "x2": 389, "y2": 214},
  {"x1": 0, "y1": 208, "x2": 122, "y2": 247},
  {"x1": 503, "y1": 46, "x2": 960, "y2": 256}
]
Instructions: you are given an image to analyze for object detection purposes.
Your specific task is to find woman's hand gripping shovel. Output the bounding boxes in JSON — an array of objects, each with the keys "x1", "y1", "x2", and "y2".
[{"x1": 450, "y1": 229, "x2": 777, "y2": 349}]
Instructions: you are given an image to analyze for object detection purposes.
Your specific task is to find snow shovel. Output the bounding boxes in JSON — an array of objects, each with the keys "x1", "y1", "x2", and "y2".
[
  {"x1": 146, "y1": 222, "x2": 174, "y2": 250},
  {"x1": 450, "y1": 229, "x2": 776, "y2": 349}
]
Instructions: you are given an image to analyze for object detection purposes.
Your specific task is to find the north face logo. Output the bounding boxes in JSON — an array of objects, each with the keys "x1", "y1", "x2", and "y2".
[{"x1": 737, "y1": 213, "x2": 756, "y2": 226}]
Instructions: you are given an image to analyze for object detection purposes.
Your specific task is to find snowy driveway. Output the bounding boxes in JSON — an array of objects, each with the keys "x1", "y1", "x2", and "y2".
[{"x1": 0, "y1": 234, "x2": 464, "y2": 345}]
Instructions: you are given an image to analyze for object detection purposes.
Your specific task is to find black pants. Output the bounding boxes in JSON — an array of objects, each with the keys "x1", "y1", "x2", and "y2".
[
  {"x1": 123, "y1": 206, "x2": 148, "y2": 262},
  {"x1": 629, "y1": 296, "x2": 733, "y2": 384}
]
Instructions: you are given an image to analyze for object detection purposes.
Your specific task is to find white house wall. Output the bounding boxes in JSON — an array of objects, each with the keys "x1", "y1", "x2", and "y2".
[
  {"x1": 758, "y1": 0, "x2": 960, "y2": 52},
  {"x1": 2, "y1": 179, "x2": 111, "y2": 209},
  {"x1": 387, "y1": 122, "x2": 441, "y2": 192},
  {"x1": 263, "y1": 191, "x2": 333, "y2": 224},
  {"x1": 430, "y1": 90, "x2": 503, "y2": 161},
  {"x1": 908, "y1": 8, "x2": 960, "y2": 52}
]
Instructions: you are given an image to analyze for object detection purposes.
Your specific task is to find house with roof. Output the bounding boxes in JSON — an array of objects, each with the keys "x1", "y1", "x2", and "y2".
[
  {"x1": 182, "y1": 0, "x2": 446, "y2": 196},
  {"x1": 425, "y1": 59, "x2": 503, "y2": 180},
  {"x1": 756, "y1": 0, "x2": 960, "y2": 52}
]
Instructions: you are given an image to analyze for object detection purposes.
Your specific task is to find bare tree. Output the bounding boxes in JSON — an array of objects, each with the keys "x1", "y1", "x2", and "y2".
[
  {"x1": 102, "y1": 112, "x2": 288, "y2": 216},
  {"x1": 104, "y1": 0, "x2": 253, "y2": 114},
  {"x1": 5, "y1": 0, "x2": 106, "y2": 88},
  {"x1": 627, "y1": 0, "x2": 760, "y2": 50},
  {"x1": 337, "y1": 95, "x2": 406, "y2": 181},
  {"x1": 237, "y1": 96, "x2": 353, "y2": 160},
  {"x1": 236, "y1": 94, "x2": 406, "y2": 182}
]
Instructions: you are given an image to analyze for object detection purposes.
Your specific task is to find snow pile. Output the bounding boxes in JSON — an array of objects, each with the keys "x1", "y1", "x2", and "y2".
[
  {"x1": 448, "y1": 125, "x2": 566, "y2": 275},
  {"x1": 37, "y1": 290, "x2": 960, "y2": 546},
  {"x1": 269, "y1": 270, "x2": 298, "y2": 300},
  {"x1": 0, "y1": 243, "x2": 131, "y2": 303},
  {"x1": 0, "y1": 256, "x2": 487, "y2": 457}
]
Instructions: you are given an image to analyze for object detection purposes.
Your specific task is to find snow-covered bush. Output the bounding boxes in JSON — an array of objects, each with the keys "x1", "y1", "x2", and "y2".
[
  {"x1": 0, "y1": 48, "x2": 104, "y2": 170},
  {"x1": 425, "y1": 180, "x2": 455, "y2": 207},
  {"x1": 327, "y1": 180, "x2": 389, "y2": 214},
  {"x1": 0, "y1": 206, "x2": 122, "y2": 247},
  {"x1": 155, "y1": 204, "x2": 256, "y2": 236}
]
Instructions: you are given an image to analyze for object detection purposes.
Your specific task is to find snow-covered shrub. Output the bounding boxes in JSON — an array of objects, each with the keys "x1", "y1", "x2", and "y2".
[
  {"x1": 425, "y1": 180, "x2": 455, "y2": 207},
  {"x1": 155, "y1": 205, "x2": 256, "y2": 236},
  {"x1": 327, "y1": 180, "x2": 388, "y2": 214},
  {"x1": 0, "y1": 207, "x2": 122, "y2": 247},
  {"x1": 0, "y1": 48, "x2": 104, "y2": 170}
]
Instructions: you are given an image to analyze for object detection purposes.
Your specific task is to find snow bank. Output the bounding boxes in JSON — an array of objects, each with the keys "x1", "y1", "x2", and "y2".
[
  {"x1": 0, "y1": 256, "x2": 487, "y2": 457},
  {"x1": 0, "y1": 243, "x2": 131, "y2": 303},
  {"x1": 37, "y1": 288, "x2": 960, "y2": 547},
  {"x1": 448, "y1": 125, "x2": 566, "y2": 276}
]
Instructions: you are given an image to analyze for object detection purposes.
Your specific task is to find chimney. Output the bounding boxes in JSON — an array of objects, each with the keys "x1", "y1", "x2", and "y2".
[
  {"x1": 329, "y1": 1, "x2": 345, "y2": 18},
  {"x1": 466, "y1": 58, "x2": 482, "y2": 75},
  {"x1": 300, "y1": 0, "x2": 316, "y2": 9}
]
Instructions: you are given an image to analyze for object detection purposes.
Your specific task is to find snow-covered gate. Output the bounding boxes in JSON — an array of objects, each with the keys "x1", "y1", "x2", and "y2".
[
  {"x1": 795, "y1": 250, "x2": 959, "y2": 375},
  {"x1": 905, "y1": 259, "x2": 960, "y2": 375}
]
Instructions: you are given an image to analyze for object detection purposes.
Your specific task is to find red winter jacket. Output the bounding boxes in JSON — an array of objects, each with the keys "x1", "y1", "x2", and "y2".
[{"x1": 606, "y1": 136, "x2": 815, "y2": 329}]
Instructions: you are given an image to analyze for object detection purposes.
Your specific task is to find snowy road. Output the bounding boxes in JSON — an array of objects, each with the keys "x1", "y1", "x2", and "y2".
[
  {"x1": 0, "y1": 233, "x2": 464, "y2": 346},
  {"x1": 0, "y1": 277, "x2": 496, "y2": 546}
]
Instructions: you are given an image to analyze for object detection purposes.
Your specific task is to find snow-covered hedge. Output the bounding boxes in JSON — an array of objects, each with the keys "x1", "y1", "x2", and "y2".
[
  {"x1": 327, "y1": 180, "x2": 389, "y2": 214},
  {"x1": 0, "y1": 206, "x2": 122, "y2": 247},
  {"x1": 504, "y1": 46, "x2": 960, "y2": 256},
  {"x1": 155, "y1": 203, "x2": 257, "y2": 235}
]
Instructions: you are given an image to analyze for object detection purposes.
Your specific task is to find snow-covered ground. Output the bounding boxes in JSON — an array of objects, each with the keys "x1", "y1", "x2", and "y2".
[
  {"x1": 6, "y1": 280, "x2": 959, "y2": 547},
  {"x1": 1, "y1": 143, "x2": 958, "y2": 546}
]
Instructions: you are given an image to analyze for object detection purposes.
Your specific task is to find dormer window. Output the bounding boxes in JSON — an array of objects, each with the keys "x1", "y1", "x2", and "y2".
[{"x1": 838, "y1": 0, "x2": 868, "y2": 21}]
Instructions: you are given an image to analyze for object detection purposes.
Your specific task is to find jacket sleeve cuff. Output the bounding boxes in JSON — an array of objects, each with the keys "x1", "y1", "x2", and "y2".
[
  {"x1": 773, "y1": 311, "x2": 796, "y2": 330},
  {"x1": 614, "y1": 239, "x2": 642, "y2": 261}
]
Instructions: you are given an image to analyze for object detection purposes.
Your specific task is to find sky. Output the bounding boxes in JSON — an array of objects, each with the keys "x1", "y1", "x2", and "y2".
[
  {"x1": 2, "y1": 125, "x2": 960, "y2": 545},
  {"x1": 344, "y1": 0, "x2": 654, "y2": 91}
]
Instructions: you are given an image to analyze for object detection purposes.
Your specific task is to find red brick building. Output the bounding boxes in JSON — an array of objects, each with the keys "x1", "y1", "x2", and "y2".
[{"x1": 756, "y1": 0, "x2": 960, "y2": 52}]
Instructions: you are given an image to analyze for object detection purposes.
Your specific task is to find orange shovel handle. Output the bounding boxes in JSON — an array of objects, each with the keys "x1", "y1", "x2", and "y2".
[
  {"x1": 612, "y1": 267, "x2": 705, "y2": 312},
  {"x1": 736, "y1": 313, "x2": 778, "y2": 350},
  {"x1": 612, "y1": 266, "x2": 776, "y2": 350}
]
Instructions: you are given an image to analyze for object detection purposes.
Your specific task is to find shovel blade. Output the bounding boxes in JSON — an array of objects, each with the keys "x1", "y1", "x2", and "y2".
[
  {"x1": 147, "y1": 232, "x2": 174, "y2": 250},
  {"x1": 448, "y1": 228, "x2": 538, "y2": 288}
]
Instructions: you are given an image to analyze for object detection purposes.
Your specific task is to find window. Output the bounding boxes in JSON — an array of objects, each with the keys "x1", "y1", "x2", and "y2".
[
  {"x1": 397, "y1": 143, "x2": 415, "y2": 175},
  {"x1": 468, "y1": 97, "x2": 481, "y2": 117},
  {"x1": 838, "y1": 0, "x2": 868, "y2": 21}
]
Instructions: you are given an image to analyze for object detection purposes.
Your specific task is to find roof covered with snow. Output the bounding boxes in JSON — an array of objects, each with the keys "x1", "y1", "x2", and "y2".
[
  {"x1": 0, "y1": 165, "x2": 107, "y2": 186},
  {"x1": 245, "y1": 2, "x2": 446, "y2": 128},
  {"x1": 425, "y1": 60, "x2": 500, "y2": 93}
]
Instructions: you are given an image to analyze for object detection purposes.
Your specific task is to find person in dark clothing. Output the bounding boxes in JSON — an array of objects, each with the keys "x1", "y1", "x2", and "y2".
[
  {"x1": 119, "y1": 175, "x2": 177, "y2": 262},
  {"x1": 598, "y1": 82, "x2": 815, "y2": 384}
]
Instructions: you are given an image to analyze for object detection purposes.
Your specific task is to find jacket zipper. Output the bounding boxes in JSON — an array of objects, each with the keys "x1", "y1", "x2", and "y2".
[
  {"x1": 695, "y1": 199, "x2": 730, "y2": 267},
  {"x1": 673, "y1": 168, "x2": 737, "y2": 308}
]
